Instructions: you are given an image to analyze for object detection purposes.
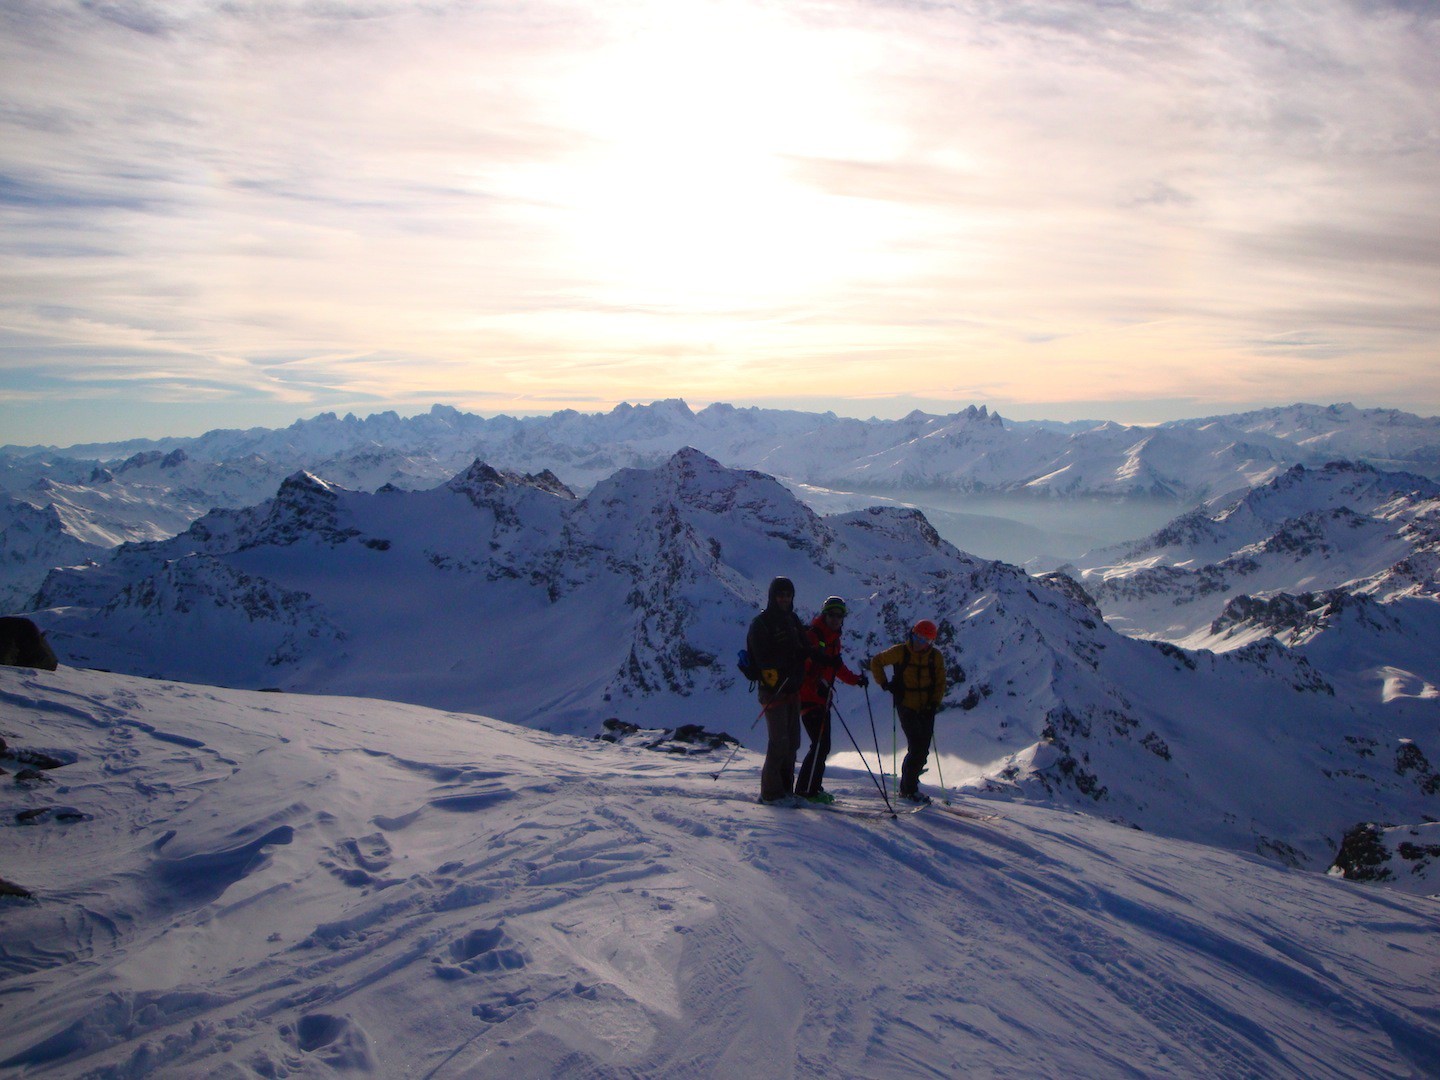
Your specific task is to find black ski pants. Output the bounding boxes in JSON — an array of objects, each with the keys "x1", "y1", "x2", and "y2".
[
  {"x1": 759, "y1": 689, "x2": 802, "y2": 802},
  {"x1": 897, "y1": 705, "x2": 936, "y2": 796},
  {"x1": 796, "y1": 705, "x2": 832, "y2": 797}
]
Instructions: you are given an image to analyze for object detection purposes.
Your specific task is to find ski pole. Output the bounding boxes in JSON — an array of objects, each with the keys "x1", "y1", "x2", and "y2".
[
  {"x1": 863, "y1": 682, "x2": 889, "y2": 802},
  {"x1": 892, "y1": 701, "x2": 899, "y2": 790},
  {"x1": 831, "y1": 698, "x2": 895, "y2": 816},
  {"x1": 711, "y1": 676, "x2": 791, "y2": 781},
  {"x1": 931, "y1": 720, "x2": 951, "y2": 805}
]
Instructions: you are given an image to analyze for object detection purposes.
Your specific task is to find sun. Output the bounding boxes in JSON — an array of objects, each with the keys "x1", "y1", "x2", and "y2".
[{"x1": 536, "y1": 2, "x2": 907, "y2": 313}]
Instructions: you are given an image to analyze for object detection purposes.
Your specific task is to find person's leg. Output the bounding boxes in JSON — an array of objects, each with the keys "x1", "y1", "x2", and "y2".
[
  {"x1": 796, "y1": 707, "x2": 825, "y2": 796},
  {"x1": 812, "y1": 712, "x2": 832, "y2": 794},
  {"x1": 778, "y1": 700, "x2": 801, "y2": 796},
  {"x1": 898, "y1": 707, "x2": 934, "y2": 796},
  {"x1": 761, "y1": 694, "x2": 801, "y2": 801}
]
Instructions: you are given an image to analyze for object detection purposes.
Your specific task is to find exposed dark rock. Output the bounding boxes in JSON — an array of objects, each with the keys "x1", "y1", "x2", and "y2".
[
  {"x1": 1331, "y1": 822, "x2": 1392, "y2": 882},
  {"x1": 0, "y1": 617, "x2": 58, "y2": 671}
]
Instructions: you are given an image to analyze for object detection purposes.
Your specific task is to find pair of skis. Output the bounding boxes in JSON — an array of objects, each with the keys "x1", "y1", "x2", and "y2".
[
  {"x1": 804, "y1": 797, "x2": 926, "y2": 820},
  {"x1": 801, "y1": 795, "x2": 1001, "y2": 823}
]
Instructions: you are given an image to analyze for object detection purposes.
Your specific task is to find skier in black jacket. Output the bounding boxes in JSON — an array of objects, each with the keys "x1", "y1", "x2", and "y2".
[{"x1": 746, "y1": 576, "x2": 817, "y2": 804}]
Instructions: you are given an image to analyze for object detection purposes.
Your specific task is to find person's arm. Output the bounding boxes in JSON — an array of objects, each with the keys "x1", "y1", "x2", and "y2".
[
  {"x1": 745, "y1": 615, "x2": 766, "y2": 666},
  {"x1": 804, "y1": 626, "x2": 828, "y2": 666},
  {"x1": 748, "y1": 614, "x2": 782, "y2": 689},
  {"x1": 800, "y1": 619, "x2": 829, "y2": 668},
  {"x1": 869, "y1": 644, "x2": 897, "y2": 689}
]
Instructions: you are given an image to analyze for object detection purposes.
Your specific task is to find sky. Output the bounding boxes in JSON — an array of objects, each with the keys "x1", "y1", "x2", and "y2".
[{"x1": 2, "y1": 0, "x2": 1439, "y2": 445}]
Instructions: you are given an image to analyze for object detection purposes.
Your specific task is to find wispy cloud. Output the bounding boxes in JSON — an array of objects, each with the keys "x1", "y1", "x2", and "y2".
[{"x1": 1, "y1": 0, "x2": 1438, "y2": 441}]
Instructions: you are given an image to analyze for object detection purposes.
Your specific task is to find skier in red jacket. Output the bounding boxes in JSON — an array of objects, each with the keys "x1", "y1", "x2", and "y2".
[{"x1": 795, "y1": 596, "x2": 868, "y2": 803}]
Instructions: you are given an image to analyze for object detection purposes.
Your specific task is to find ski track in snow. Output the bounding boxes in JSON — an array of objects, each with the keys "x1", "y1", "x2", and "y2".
[{"x1": 1, "y1": 666, "x2": 1438, "y2": 1078}]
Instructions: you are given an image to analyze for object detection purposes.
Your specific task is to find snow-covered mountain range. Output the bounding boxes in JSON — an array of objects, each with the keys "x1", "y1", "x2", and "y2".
[
  {"x1": 11, "y1": 400, "x2": 1440, "y2": 497},
  {"x1": 5, "y1": 400, "x2": 1440, "y2": 610},
  {"x1": 1075, "y1": 461, "x2": 1440, "y2": 642},
  {"x1": 1068, "y1": 462, "x2": 1440, "y2": 716},
  {"x1": 4, "y1": 665, "x2": 1436, "y2": 1077},
  {"x1": 20, "y1": 450, "x2": 1440, "y2": 883}
]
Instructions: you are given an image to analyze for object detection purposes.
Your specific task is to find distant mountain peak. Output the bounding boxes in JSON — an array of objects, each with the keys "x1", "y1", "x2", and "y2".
[
  {"x1": 663, "y1": 445, "x2": 729, "y2": 479},
  {"x1": 279, "y1": 470, "x2": 338, "y2": 495},
  {"x1": 245, "y1": 471, "x2": 354, "y2": 549},
  {"x1": 446, "y1": 459, "x2": 577, "y2": 500},
  {"x1": 611, "y1": 398, "x2": 695, "y2": 420}
]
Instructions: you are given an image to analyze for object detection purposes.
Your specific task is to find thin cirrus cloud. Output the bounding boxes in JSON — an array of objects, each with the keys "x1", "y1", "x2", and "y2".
[{"x1": 1, "y1": 0, "x2": 1438, "y2": 444}]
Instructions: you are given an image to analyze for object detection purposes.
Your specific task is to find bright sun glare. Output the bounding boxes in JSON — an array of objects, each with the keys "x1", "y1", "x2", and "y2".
[{"x1": 539, "y1": 3, "x2": 911, "y2": 313}]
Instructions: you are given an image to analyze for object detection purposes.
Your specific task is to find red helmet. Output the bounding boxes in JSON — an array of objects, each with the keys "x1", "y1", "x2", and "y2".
[{"x1": 911, "y1": 619, "x2": 938, "y2": 642}]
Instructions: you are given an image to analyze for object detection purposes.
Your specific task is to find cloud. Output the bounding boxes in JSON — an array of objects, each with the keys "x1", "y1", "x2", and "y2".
[
  {"x1": 1237, "y1": 217, "x2": 1440, "y2": 271},
  {"x1": 2, "y1": 0, "x2": 1439, "y2": 440}
]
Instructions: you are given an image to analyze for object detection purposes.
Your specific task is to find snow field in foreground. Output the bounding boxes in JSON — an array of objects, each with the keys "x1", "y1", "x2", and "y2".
[{"x1": 1, "y1": 665, "x2": 1437, "y2": 1078}]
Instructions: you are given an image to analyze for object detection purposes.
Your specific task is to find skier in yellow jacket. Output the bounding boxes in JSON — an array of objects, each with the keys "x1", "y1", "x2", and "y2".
[{"x1": 870, "y1": 619, "x2": 946, "y2": 803}]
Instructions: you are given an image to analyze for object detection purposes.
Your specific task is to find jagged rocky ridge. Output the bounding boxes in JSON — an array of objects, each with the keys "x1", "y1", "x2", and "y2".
[{"x1": 24, "y1": 449, "x2": 1440, "y2": 882}]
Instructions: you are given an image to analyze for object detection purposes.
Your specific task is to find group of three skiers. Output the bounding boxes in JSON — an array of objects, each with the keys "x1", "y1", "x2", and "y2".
[{"x1": 745, "y1": 576, "x2": 947, "y2": 807}]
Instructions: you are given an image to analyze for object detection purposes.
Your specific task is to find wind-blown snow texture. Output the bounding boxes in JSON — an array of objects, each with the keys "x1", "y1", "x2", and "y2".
[
  {"x1": 21, "y1": 451, "x2": 1440, "y2": 885},
  {"x1": 2, "y1": 666, "x2": 1438, "y2": 1078}
]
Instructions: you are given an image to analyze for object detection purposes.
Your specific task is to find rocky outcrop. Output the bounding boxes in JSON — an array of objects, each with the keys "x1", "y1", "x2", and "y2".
[{"x1": 0, "y1": 617, "x2": 57, "y2": 670}]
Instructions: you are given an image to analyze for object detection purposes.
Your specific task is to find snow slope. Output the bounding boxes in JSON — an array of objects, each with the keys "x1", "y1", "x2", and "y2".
[
  {"x1": 2, "y1": 665, "x2": 1437, "y2": 1078},
  {"x1": 0, "y1": 497, "x2": 111, "y2": 615}
]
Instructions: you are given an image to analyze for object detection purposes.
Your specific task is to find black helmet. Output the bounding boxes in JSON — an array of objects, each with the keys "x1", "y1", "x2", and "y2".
[{"x1": 821, "y1": 596, "x2": 847, "y2": 617}]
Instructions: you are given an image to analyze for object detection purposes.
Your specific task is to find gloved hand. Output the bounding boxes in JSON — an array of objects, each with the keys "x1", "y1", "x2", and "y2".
[
  {"x1": 761, "y1": 668, "x2": 780, "y2": 689},
  {"x1": 857, "y1": 673, "x2": 870, "y2": 688}
]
